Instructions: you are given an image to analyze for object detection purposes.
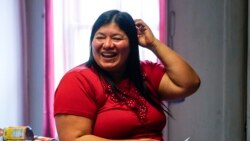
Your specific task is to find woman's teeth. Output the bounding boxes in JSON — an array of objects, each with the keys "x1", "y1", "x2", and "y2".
[{"x1": 102, "y1": 52, "x2": 116, "y2": 58}]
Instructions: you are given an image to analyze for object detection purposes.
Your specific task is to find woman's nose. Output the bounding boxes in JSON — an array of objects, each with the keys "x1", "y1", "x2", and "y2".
[{"x1": 103, "y1": 38, "x2": 114, "y2": 48}]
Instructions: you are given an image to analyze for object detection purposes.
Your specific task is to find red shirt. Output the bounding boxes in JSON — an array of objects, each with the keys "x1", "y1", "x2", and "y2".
[{"x1": 54, "y1": 61, "x2": 166, "y2": 140}]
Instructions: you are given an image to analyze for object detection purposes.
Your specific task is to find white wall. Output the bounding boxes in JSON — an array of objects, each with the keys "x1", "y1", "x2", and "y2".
[
  {"x1": 0, "y1": 0, "x2": 45, "y2": 136},
  {"x1": 0, "y1": 0, "x2": 24, "y2": 127}
]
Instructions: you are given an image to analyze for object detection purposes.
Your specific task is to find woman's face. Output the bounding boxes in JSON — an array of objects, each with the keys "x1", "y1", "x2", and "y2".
[{"x1": 92, "y1": 23, "x2": 130, "y2": 73}]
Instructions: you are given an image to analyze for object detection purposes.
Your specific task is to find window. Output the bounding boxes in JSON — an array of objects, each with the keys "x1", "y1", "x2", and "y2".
[{"x1": 53, "y1": 0, "x2": 160, "y2": 87}]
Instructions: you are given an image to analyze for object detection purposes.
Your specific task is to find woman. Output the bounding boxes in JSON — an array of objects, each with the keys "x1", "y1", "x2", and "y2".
[{"x1": 54, "y1": 10, "x2": 200, "y2": 141}]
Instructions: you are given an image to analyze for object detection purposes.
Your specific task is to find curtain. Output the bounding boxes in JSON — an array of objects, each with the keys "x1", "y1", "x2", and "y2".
[
  {"x1": 159, "y1": 0, "x2": 167, "y2": 43},
  {"x1": 44, "y1": 0, "x2": 56, "y2": 137}
]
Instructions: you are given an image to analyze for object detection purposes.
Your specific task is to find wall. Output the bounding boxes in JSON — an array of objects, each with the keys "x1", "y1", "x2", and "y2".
[
  {"x1": 0, "y1": 0, "x2": 45, "y2": 136},
  {"x1": 0, "y1": 0, "x2": 24, "y2": 127},
  {"x1": 167, "y1": 0, "x2": 247, "y2": 141}
]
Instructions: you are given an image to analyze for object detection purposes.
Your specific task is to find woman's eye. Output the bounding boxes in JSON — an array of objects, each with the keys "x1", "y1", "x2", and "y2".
[
  {"x1": 112, "y1": 36, "x2": 124, "y2": 40},
  {"x1": 112, "y1": 37, "x2": 122, "y2": 40},
  {"x1": 95, "y1": 36, "x2": 105, "y2": 39}
]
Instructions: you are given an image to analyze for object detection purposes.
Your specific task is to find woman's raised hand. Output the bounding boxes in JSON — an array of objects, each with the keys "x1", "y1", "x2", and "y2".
[{"x1": 134, "y1": 19, "x2": 158, "y2": 49}]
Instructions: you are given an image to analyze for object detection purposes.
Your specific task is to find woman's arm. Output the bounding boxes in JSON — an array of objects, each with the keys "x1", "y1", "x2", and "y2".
[
  {"x1": 135, "y1": 19, "x2": 200, "y2": 100},
  {"x1": 55, "y1": 115, "x2": 93, "y2": 141},
  {"x1": 151, "y1": 40, "x2": 200, "y2": 99},
  {"x1": 55, "y1": 115, "x2": 159, "y2": 141}
]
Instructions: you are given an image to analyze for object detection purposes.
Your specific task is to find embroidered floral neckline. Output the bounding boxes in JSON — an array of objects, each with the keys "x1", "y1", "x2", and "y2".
[{"x1": 102, "y1": 78, "x2": 148, "y2": 123}]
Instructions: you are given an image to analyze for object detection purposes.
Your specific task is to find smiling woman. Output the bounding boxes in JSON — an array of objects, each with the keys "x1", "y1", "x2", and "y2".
[{"x1": 51, "y1": 1, "x2": 171, "y2": 139}]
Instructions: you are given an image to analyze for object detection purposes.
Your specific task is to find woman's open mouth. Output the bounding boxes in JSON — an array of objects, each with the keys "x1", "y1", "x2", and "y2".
[{"x1": 101, "y1": 52, "x2": 117, "y2": 58}]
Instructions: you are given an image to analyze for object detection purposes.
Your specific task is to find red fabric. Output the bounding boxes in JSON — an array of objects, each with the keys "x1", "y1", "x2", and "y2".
[
  {"x1": 44, "y1": 0, "x2": 55, "y2": 137},
  {"x1": 54, "y1": 61, "x2": 166, "y2": 140}
]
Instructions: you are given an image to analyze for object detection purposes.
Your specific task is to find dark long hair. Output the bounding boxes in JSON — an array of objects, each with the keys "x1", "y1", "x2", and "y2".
[{"x1": 86, "y1": 10, "x2": 171, "y2": 116}]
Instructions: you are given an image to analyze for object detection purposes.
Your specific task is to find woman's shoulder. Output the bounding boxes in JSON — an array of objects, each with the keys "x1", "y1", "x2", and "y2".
[
  {"x1": 65, "y1": 64, "x2": 96, "y2": 76},
  {"x1": 60, "y1": 64, "x2": 99, "y2": 84},
  {"x1": 57, "y1": 64, "x2": 103, "y2": 97},
  {"x1": 68, "y1": 64, "x2": 92, "y2": 72},
  {"x1": 140, "y1": 60, "x2": 164, "y2": 70}
]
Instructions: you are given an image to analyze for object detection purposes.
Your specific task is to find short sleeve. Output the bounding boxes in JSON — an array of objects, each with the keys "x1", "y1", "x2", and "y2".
[
  {"x1": 54, "y1": 68, "x2": 98, "y2": 119},
  {"x1": 141, "y1": 61, "x2": 165, "y2": 92}
]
